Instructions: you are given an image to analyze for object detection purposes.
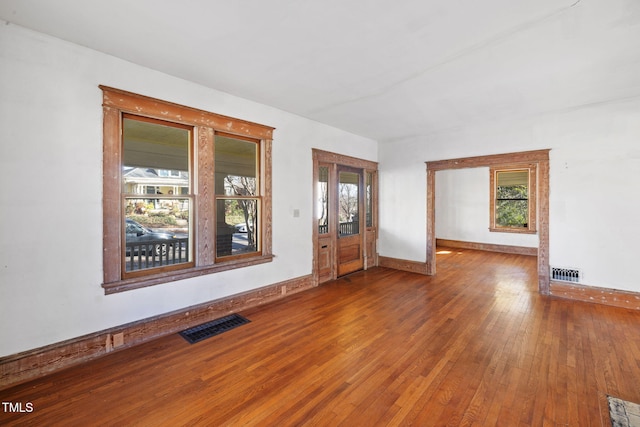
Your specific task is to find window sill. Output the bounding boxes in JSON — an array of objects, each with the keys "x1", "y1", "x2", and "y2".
[
  {"x1": 102, "y1": 254, "x2": 275, "y2": 294},
  {"x1": 489, "y1": 227, "x2": 537, "y2": 235}
]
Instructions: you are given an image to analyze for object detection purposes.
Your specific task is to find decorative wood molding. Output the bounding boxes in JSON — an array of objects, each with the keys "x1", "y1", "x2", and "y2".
[
  {"x1": 0, "y1": 275, "x2": 315, "y2": 390},
  {"x1": 425, "y1": 149, "x2": 550, "y2": 294},
  {"x1": 312, "y1": 149, "x2": 379, "y2": 284},
  {"x1": 379, "y1": 256, "x2": 428, "y2": 275},
  {"x1": 537, "y1": 159, "x2": 550, "y2": 294},
  {"x1": 426, "y1": 149, "x2": 550, "y2": 172},
  {"x1": 100, "y1": 86, "x2": 275, "y2": 293},
  {"x1": 550, "y1": 281, "x2": 640, "y2": 311},
  {"x1": 100, "y1": 85, "x2": 274, "y2": 139},
  {"x1": 312, "y1": 149, "x2": 378, "y2": 170},
  {"x1": 436, "y1": 239, "x2": 538, "y2": 256},
  {"x1": 426, "y1": 168, "x2": 436, "y2": 275}
]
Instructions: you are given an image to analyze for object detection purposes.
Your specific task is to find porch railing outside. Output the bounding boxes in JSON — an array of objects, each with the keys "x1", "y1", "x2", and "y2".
[{"x1": 125, "y1": 237, "x2": 189, "y2": 272}]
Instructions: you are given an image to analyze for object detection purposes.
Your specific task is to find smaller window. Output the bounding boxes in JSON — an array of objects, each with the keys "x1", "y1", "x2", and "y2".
[
  {"x1": 317, "y1": 166, "x2": 329, "y2": 235},
  {"x1": 490, "y1": 165, "x2": 537, "y2": 234},
  {"x1": 366, "y1": 171, "x2": 373, "y2": 228},
  {"x1": 214, "y1": 133, "x2": 261, "y2": 260}
]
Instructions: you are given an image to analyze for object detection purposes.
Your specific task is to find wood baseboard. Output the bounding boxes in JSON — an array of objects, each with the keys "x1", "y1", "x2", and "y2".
[
  {"x1": 378, "y1": 256, "x2": 429, "y2": 275},
  {"x1": 0, "y1": 274, "x2": 315, "y2": 390},
  {"x1": 550, "y1": 280, "x2": 640, "y2": 311},
  {"x1": 436, "y1": 239, "x2": 538, "y2": 256}
]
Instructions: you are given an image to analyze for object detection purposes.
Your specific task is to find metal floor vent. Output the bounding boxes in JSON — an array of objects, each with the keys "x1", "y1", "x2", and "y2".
[
  {"x1": 179, "y1": 314, "x2": 250, "y2": 344},
  {"x1": 551, "y1": 267, "x2": 581, "y2": 283}
]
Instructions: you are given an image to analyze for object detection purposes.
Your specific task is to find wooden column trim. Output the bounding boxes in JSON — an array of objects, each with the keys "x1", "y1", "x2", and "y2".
[
  {"x1": 197, "y1": 126, "x2": 215, "y2": 266},
  {"x1": 426, "y1": 167, "x2": 436, "y2": 275},
  {"x1": 262, "y1": 138, "x2": 273, "y2": 255},
  {"x1": 102, "y1": 105, "x2": 122, "y2": 284},
  {"x1": 537, "y1": 159, "x2": 550, "y2": 295}
]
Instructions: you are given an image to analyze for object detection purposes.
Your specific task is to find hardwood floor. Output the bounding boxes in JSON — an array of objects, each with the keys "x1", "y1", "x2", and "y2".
[{"x1": 2, "y1": 248, "x2": 640, "y2": 426}]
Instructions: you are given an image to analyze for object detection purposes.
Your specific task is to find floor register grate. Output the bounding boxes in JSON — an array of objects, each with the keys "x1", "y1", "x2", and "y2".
[{"x1": 179, "y1": 313, "x2": 250, "y2": 344}]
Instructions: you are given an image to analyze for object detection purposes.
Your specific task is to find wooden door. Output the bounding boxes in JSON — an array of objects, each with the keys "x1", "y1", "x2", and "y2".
[
  {"x1": 337, "y1": 167, "x2": 364, "y2": 276},
  {"x1": 313, "y1": 149, "x2": 377, "y2": 285}
]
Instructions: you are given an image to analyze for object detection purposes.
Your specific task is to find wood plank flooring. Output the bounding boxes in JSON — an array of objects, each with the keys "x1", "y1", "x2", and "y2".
[{"x1": 2, "y1": 248, "x2": 640, "y2": 426}]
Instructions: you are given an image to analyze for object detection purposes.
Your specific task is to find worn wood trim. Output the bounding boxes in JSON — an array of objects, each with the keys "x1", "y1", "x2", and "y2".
[
  {"x1": 197, "y1": 126, "x2": 215, "y2": 266},
  {"x1": 100, "y1": 86, "x2": 274, "y2": 139},
  {"x1": 426, "y1": 167, "x2": 436, "y2": 275},
  {"x1": 100, "y1": 86, "x2": 275, "y2": 292},
  {"x1": 550, "y1": 280, "x2": 640, "y2": 311},
  {"x1": 312, "y1": 149, "x2": 378, "y2": 284},
  {"x1": 378, "y1": 256, "x2": 428, "y2": 275},
  {"x1": 0, "y1": 274, "x2": 315, "y2": 390},
  {"x1": 425, "y1": 149, "x2": 550, "y2": 294},
  {"x1": 537, "y1": 159, "x2": 550, "y2": 294},
  {"x1": 312, "y1": 149, "x2": 378, "y2": 170},
  {"x1": 262, "y1": 138, "x2": 273, "y2": 256},
  {"x1": 364, "y1": 169, "x2": 379, "y2": 269},
  {"x1": 426, "y1": 149, "x2": 550, "y2": 171},
  {"x1": 103, "y1": 255, "x2": 275, "y2": 294},
  {"x1": 102, "y1": 105, "x2": 122, "y2": 284},
  {"x1": 436, "y1": 239, "x2": 538, "y2": 256}
]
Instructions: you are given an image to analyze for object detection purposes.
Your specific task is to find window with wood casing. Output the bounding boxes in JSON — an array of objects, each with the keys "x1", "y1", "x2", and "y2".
[
  {"x1": 489, "y1": 164, "x2": 537, "y2": 234},
  {"x1": 101, "y1": 86, "x2": 274, "y2": 294}
]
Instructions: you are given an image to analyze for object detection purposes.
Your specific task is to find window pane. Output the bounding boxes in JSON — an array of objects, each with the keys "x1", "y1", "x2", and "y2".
[
  {"x1": 216, "y1": 199, "x2": 259, "y2": 258},
  {"x1": 123, "y1": 118, "x2": 190, "y2": 188},
  {"x1": 318, "y1": 166, "x2": 329, "y2": 234},
  {"x1": 124, "y1": 197, "x2": 191, "y2": 272},
  {"x1": 339, "y1": 171, "x2": 359, "y2": 236},
  {"x1": 496, "y1": 199, "x2": 528, "y2": 227},
  {"x1": 215, "y1": 135, "x2": 258, "y2": 196},
  {"x1": 122, "y1": 117, "x2": 192, "y2": 273},
  {"x1": 496, "y1": 169, "x2": 529, "y2": 228},
  {"x1": 366, "y1": 172, "x2": 373, "y2": 228},
  {"x1": 497, "y1": 170, "x2": 528, "y2": 188}
]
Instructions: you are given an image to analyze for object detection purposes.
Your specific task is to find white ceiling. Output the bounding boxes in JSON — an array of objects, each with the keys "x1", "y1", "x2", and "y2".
[{"x1": 1, "y1": 0, "x2": 639, "y2": 143}]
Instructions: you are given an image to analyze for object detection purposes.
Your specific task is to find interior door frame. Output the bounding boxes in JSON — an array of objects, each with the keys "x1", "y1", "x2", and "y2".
[
  {"x1": 312, "y1": 149, "x2": 378, "y2": 284},
  {"x1": 426, "y1": 149, "x2": 550, "y2": 294}
]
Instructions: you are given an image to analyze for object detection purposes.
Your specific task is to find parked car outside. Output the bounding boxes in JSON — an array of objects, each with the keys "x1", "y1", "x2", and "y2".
[{"x1": 125, "y1": 218, "x2": 186, "y2": 255}]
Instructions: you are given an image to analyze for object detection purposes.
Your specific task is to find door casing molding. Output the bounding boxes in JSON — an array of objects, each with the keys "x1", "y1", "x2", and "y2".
[
  {"x1": 426, "y1": 149, "x2": 550, "y2": 294},
  {"x1": 312, "y1": 149, "x2": 378, "y2": 284}
]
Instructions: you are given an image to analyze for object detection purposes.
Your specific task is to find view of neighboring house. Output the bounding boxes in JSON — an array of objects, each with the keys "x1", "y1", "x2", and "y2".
[{"x1": 123, "y1": 167, "x2": 189, "y2": 197}]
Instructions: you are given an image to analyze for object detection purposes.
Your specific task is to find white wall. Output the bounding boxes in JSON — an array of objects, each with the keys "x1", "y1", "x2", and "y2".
[
  {"x1": 435, "y1": 168, "x2": 538, "y2": 248},
  {"x1": 0, "y1": 22, "x2": 377, "y2": 357},
  {"x1": 379, "y1": 99, "x2": 640, "y2": 293}
]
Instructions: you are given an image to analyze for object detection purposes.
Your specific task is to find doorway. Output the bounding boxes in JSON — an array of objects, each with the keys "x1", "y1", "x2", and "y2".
[
  {"x1": 425, "y1": 149, "x2": 550, "y2": 294},
  {"x1": 313, "y1": 150, "x2": 378, "y2": 284}
]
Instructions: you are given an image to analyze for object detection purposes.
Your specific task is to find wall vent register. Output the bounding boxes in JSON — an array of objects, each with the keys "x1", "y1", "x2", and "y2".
[{"x1": 551, "y1": 267, "x2": 581, "y2": 283}]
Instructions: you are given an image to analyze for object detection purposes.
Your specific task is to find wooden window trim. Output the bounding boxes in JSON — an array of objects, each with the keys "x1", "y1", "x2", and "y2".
[
  {"x1": 489, "y1": 163, "x2": 537, "y2": 234},
  {"x1": 101, "y1": 86, "x2": 274, "y2": 294},
  {"x1": 213, "y1": 132, "x2": 262, "y2": 263}
]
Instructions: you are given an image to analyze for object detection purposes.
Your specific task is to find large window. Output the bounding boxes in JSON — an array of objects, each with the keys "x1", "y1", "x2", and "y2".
[
  {"x1": 122, "y1": 116, "x2": 193, "y2": 276},
  {"x1": 101, "y1": 86, "x2": 274, "y2": 294},
  {"x1": 490, "y1": 164, "x2": 537, "y2": 233}
]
